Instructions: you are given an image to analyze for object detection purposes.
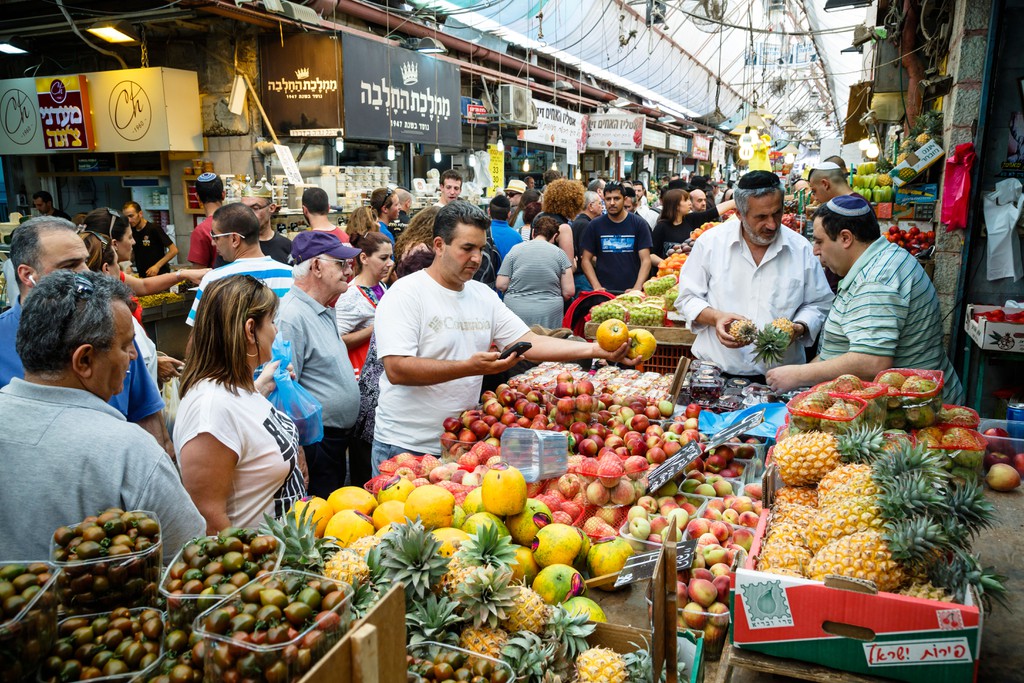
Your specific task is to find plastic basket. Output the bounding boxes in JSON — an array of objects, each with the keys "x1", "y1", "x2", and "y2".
[
  {"x1": 638, "y1": 341, "x2": 693, "y2": 376},
  {"x1": 407, "y1": 641, "x2": 515, "y2": 682},
  {"x1": 0, "y1": 561, "x2": 59, "y2": 683},
  {"x1": 38, "y1": 607, "x2": 165, "y2": 683}
]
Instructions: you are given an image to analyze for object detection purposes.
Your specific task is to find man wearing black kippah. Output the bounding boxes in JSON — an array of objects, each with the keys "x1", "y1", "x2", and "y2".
[{"x1": 676, "y1": 171, "x2": 833, "y2": 379}]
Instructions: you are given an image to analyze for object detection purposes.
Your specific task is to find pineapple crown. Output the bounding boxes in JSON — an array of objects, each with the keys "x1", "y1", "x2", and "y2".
[
  {"x1": 835, "y1": 425, "x2": 886, "y2": 464},
  {"x1": 623, "y1": 642, "x2": 654, "y2": 683},
  {"x1": 406, "y1": 593, "x2": 463, "y2": 646},
  {"x1": 882, "y1": 516, "x2": 951, "y2": 570},
  {"x1": 455, "y1": 565, "x2": 518, "y2": 629},
  {"x1": 378, "y1": 518, "x2": 449, "y2": 604},
  {"x1": 454, "y1": 522, "x2": 518, "y2": 570},
  {"x1": 261, "y1": 507, "x2": 337, "y2": 571},
  {"x1": 545, "y1": 605, "x2": 595, "y2": 660},
  {"x1": 753, "y1": 322, "x2": 793, "y2": 364},
  {"x1": 502, "y1": 631, "x2": 554, "y2": 683},
  {"x1": 876, "y1": 469, "x2": 946, "y2": 522},
  {"x1": 929, "y1": 547, "x2": 1008, "y2": 612},
  {"x1": 947, "y1": 483, "x2": 995, "y2": 540},
  {"x1": 349, "y1": 577, "x2": 379, "y2": 621}
]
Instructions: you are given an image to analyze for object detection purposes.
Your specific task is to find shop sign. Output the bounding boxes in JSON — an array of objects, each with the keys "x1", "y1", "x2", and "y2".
[
  {"x1": 667, "y1": 134, "x2": 688, "y2": 154},
  {"x1": 342, "y1": 33, "x2": 461, "y2": 146},
  {"x1": 0, "y1": 68, "x2": 203, "y2": 155},
  {"x1": 642, "y1": 128, "x2": 666, "y2": 150},
  {"x1": 36, "y1": 75, "x2": 94, "y2": 151},
  {"x1": 693, "y1": 134, "x2": 711, "y2": 160},
  {"x1": 586, "y1": 113, "x2": 645, "y2": 151},
  {"x1": 260, "y1": 34, "x2": 343, "y2": 137},
  {"x1": 488, "y1": 144, "x2": 505, "y2": 197},
  {"x1": 711, "y1": 137, "x2": 726, "y2": 167},
  {"x1": 518, "y1": 100, "x2": 586, "y2": 152},
  {"x1": 461, "y1": 96, "x2": 489, "y2": 126}
]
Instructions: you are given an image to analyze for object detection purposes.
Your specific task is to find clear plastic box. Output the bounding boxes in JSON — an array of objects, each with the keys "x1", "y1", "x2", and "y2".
[
  {"x1": 159, "y1": 531, "x2": 284, "y2": 630},
  {"x1": 407, "y1": 641, "x2": 515, "y2": 681},
  {"x1": 51, "y1": 511, "x2": 162, "y2": 616},
  {"x1": 194, "y1": 570, "x2": 353, "y2": 683},
  {"x1": 500, "y1": 427, "x2": 568, "y2": 482},
  {"x1": 0, "y1": 561, "x2": 60, "y2": 683},
  {"x1": 38, "y1": 607, "x2": 165, "y2": 683}
]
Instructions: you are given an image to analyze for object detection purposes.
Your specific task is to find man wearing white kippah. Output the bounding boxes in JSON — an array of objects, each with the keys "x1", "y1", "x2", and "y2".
[{"x1": 766, "y1": 194, "x2": 963, "y2": 403}]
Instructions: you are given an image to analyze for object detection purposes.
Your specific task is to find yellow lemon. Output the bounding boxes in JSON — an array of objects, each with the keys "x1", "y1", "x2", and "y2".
[
  {"x1": 372, "y1": 500, "x2": 407, "y2": 530},
  {"x1": 377, "y1": 476, "x2": 414, "y2": 504},
  {"x1": 289, "y1": 496, "x2": 332, "y2": 537},
  {"x1": 403, "y1": 484, "x2": 455, "y2": 530},
  {"x1": 327, "y1": 487, "x2": 378, "y2": 515},
  {"x1": 323, "y1": 509, "x2": 375, "y2": 547}
]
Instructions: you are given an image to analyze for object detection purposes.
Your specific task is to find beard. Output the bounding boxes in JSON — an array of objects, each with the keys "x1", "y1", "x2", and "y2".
[{"x1": 742, "y1": 221, "x2": 777, "y2": 247}]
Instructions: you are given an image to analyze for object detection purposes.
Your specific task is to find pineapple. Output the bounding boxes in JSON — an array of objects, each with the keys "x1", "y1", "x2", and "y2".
[
  {"x1": 771, "y1": 431, "x2": 840, "y2": 486},
  {"x1": 323, "y1": 548, "x2": 368, "y2": 585},
  {"x1": 765, "y1": 521, "x2": 809, "y2": 548},
  {"x1": 805, "y1": 495, "x2": 883, "y2": 553},
  {"x1": 771, "y1": 317, "x2": 795, "y2": 338},
  {"x1": 503, "y1": 585, "x2": 551, "y2": 634},
  {"x1": 757, "y1": 541, "x2": 812, "y2": 577},
  {"x1": 770, "y1": 502, "x2": 817, "y2": 528},
  {"x1": 898, "y1": 581, "x2": 954, "y2": 602},
  {"x1": 348, "y1": 577, "x2": 379, "y2": 619},
  {"x1": 377, "y1": 518, "x2": 448, "y2": 604},
  {"x1": 728, "y1": 319, "x2": 757, "y2": 346},
  {"x1": 349, "y1": 534, "x2": 382, "y2": 557},
  {"x1": 501, "y1": 631, "x2": 554, "y2": 683},
  {"x1": 442, "y1": 523, "x2": 517, "y2": 594},
  {"x1": 752, "y1": 322, "x2": 793, "y2": 365},
  {"x1": 544, "y1": 605, "x2": 595, "y2": 681},
  {"x1": 455, "y1": 566, "x2": 518, "y2": 658},
  {"x1": 262, "y1": 507, "x2": 338, "y2": 572},
  {"x1": 774, "y1": 486, "x2": 818, "y2": 508},
  {"x1": 407, "y1": 593, "x2": 463, "y2": 646},
  {"x1": 817, "y1": 464, "x2": 876, "y2": 507},
  {"x1": 915, "y1": 133, "x2": 931, "y2": 144},
  {"x1": 576, "y1": 647, "x2": 627, "y2": 683}
]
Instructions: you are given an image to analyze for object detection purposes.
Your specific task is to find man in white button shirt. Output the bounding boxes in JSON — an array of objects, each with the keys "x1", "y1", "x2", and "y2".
[{"x1": 675, "y1": 171, "x2": 834, "y2": 380}]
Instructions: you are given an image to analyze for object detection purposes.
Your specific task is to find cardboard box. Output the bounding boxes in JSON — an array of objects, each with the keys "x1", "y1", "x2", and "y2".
[
  {"x1": 964, "y1": 304, "x2": 1024, "y2": 353},
  {"x1": 892, "y1": 140, "x2": 945, "y2": 188},
  {"x1": 730, "y1": 514, "x2": 983, "y2": 683}
]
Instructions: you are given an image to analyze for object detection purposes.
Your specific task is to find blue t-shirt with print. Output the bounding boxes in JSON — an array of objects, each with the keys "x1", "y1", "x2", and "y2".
[{"x1": 579, "y1": 212, "x2": 653, "y2": 293}]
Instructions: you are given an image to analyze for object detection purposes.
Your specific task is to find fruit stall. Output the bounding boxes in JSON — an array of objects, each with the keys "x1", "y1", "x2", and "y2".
[{"x1": 3, "y1": 357, "x2": 1023, "y2": 683}]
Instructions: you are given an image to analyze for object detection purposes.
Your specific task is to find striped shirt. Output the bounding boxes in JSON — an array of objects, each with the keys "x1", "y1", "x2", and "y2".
[
  {"x1": 187, "y1": 256, "x2": 293, "y2": 326},
  {"x1": 818, "y1": 239, "x2": 963, "y2": 403}
]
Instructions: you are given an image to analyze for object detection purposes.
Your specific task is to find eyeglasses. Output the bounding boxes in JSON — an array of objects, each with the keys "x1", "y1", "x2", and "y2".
[
  {"x1": 73, "y1": 273, "x2": 94, "y2": 299},
  {"x1": 240, "y1": 274, "x2": 268, "y2": 318},
  {"x1": 317, "y1": 256, "x2": 354, "y2": 270},
  {"x1": 246, "y1": 202, "x2": 271, "y2": 212},
  {"x1": 80, "y1": 230, "x2": 110, "y2": 247},
  {"x1": 211, "y1": 231, "x2": 245, "y2": 240}
]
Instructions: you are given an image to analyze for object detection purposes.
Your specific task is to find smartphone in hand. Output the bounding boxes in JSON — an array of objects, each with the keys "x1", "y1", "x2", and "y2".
[{"x1": 499, "y1": 341, "x2": 533, "y2": 360}]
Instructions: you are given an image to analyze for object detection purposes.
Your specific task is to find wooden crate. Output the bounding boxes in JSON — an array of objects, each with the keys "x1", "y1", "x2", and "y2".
[{"x1": 299, "y1": 583, "x2": 406, "y2": 683}]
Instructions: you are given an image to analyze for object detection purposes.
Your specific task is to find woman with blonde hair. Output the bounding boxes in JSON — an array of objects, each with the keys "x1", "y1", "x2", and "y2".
[
  {"x1": 345, "y1": 206, "x2": 379, "y2": 242},
  {"x1": 539, "y1": 179, "x2": 584, "y2": 271},
  {"x1": 394, "y1": 205, "x2": 438, "y2": 261},
  {"x1": 173, "y1": 275, "x2": 306, "y2": 533}
]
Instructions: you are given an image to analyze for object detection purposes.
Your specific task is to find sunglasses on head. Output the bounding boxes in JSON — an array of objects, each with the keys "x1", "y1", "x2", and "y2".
[{"x1": 73, "y1": 273, "x2": 94, "y2": 299}]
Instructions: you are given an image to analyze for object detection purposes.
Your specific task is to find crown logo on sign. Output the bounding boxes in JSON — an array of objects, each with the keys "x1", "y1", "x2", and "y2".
[
  {"x1": 294, "y1": 68, "x2": 310, "y2": 79},
  {"x1": 401, "y1": 62, "x2": 418, "y2": 85}
]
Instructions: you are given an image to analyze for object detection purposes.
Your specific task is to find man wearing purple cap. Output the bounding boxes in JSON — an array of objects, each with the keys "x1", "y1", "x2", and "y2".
[
  {"x1": 276, "y1": 231, "x2": 363, "y2": 496},
  {"x1": 767, "y1": 194, "x2": 963, "y2": 403}
]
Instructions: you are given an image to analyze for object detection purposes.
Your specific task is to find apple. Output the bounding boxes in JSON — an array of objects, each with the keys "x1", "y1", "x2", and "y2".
[
  {"x1": 682, "y1": 602, "x2": 707, "y2": 629},
  {"x1": 461, "y1": 409, "x2": 482, "y2": 427},
  {"x1": 627, "y1": 505, "x2": 649, "y2": 522},
  {"x1": 629, "y1": 516, "x2": 652, "y2": 540},
  {"x1": 732, "y1": 527, "x2": 755, "y2": 552},
  {"x1": 708, "y1": 563, "x2": 731, "y2": 578},
  {"x1": 665, "y1": 508, "x2": 690, "y2": 536},
  {"x1": 984, "y1": 427, "x2": 1010, "y2": 438},
  {"x1": 647, "y1": 446, "x2": 667, "y2": 465},
  {"x1": 684, "y1": 417, "x2": 699, "y2": 431},
  {"x1": 984, "y1": 451, "x2": 1012, "y2": 470},
  {"x1": 644, "y1": 405, "x2": 662, "y2": 421},
  {"x1": 649, "y1": 516, "x2": 670, "y2": 537},
  {"x1": 489, "y1": 423, "x2": 505, "y2": 439},
  {"x1": 442, "y1": 416, "x2": 461, "y2": 433},
  {"x1": 522, "y1": 402, "x2": 541, "y2": 420},
  {"x1": 659, "y1": 501, "x2": 679, "y2": 516},
  {"x1": 721, "y1": 509, "x2": 740, "y2": 525},
  {"x1": 483, "y1": 400, "x2": 504, "y2": 419},
  {"x1": 658, "y1": 400, "x2": 675, "y2": 417},
  {"x1": 713, "y1": 480, "x2": 735, "y2": 497},
  {"x1": 986, "y1": 463, "x2": 1021, "y2": 491},
  {"x1": 688, "y1": 579, "x2": 718, "y2": 608},
  {"x1": 1014, "y1": 452, "x2": 1024, "y2": 476},
  {"x1": 617, "y1": 407, "x2": 636, "y2": 422},
  {"x1": 667, "y1": 422, "x2": 685, "y2": 435},
  {"x1": 685, "y1": 403, "x2": 701, "y2": 419},
  {"x1": 702, "y1": 545, "x2": 729, "y2": 566},
  {"x1": 457, "y1": 428, "x2": 477, "y2": 444},
  {"x1": 554, "y1": 381, "x2": 575, "y2": 398},
  {"x1": 695, "y1": 483, "x2": 717, "y2": 497},
  {"x1": 704, "y1": 454, "x2": 727, "y2": 473},
  {"x1": 738, "y1": 511, "x2": 761, "y2": 528},
  {"x1": 686, "y1": 518, "x2": 711, "y2": 538},
  {"x1": 705, "y1": 499, "x2": 727, "y2": 513}
]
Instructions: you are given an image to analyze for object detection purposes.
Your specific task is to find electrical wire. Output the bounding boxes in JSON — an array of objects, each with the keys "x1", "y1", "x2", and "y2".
[{"x1": 54, "y1": 0, "x2": 127, "y2": 69}]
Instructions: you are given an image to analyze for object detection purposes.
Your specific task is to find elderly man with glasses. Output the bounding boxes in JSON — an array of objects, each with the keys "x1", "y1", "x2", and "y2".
[
  {"x1": 276, "y1": 232, "x2": 363, "y2": 496},
  {"x1": 186, "y1": 202, "x2": 294, "y2": 327},
  {"x1": 0, "y1": 269, "x2": 205, "y2": 560}
]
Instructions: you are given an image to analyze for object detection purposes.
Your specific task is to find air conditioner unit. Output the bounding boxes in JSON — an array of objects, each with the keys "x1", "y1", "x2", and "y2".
[{"x1": 497, "y1": 84, "x2": 537, "y2": 127}]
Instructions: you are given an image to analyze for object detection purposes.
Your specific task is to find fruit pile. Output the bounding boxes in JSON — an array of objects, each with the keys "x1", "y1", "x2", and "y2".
[
  {"x1": 0, "y1": 562, "x2": 59, "y2": 683},
  {"x1": 406, "y1": 644, "x2": 514, "y2": 683},
  {"x1": 756, "y1": 424, "x2": 1004, "y2": 609},
  {"x1": 874, "y1": 368, "x2": 944, "y2": 430},
  {"x1": 670, "y1": 567, "x2": 732, "y2": 657},
  {"x1": 160, "y1": 530, "x2": 283, "y2": 629},
  {"x1": 136, "y1": 292, "x2": 186, "y2": 309},
  {"x1": 194, "y1": 570, "x2": 351, "y2": 683},
  {"x1": 884, "y1": 224, "x2": 935, "y2": 255},
  {"x1": 52, "y1": 509, "x2": 163, "y2": 615},
  {"x1": 851, "y1": 164, "x2": 894, "y2": 203},
  {"x1": 689, "y1": 221, "x2": 720, "y2": 240},
  {"x1": 596, "y1": 319, "x2": 657, "y2": 362},
  {"x1": 811, "y1": 375, "x2": 888, "y2": 427},
  {"x1": 38, "y1": 607, "x2": 164, "y2": 682},
  {"x1": 786, "y1": 390, "x2": 870, "y2": 435},
  {"x1": 656, "y1": 252, "x2": 688, "y2": 278}
]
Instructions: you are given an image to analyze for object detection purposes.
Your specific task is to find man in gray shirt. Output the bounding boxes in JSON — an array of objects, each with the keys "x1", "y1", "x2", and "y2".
[
  {"x1": 276, "y1": 231, "x2": 362, "y2": 496},
  {"x1": 0, "y1": 271, "x2": 204, "y2": 561}
]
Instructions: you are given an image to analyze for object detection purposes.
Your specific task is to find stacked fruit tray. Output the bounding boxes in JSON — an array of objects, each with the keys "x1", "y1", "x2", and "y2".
[{"x1": 0, "y1": 561, "x2": 60, "y2": 683}]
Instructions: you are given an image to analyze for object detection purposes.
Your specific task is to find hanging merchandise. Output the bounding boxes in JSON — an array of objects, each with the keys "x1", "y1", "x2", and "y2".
[
  {"x1": 940, "y1": 142, "x2": 976, "y2": 231},
  {"x1": 981, "y1": 178, "x2": 1024, "y2": 282},
  {"x1": 748, "y1": 134, "x2": 773, "y2": 171}
]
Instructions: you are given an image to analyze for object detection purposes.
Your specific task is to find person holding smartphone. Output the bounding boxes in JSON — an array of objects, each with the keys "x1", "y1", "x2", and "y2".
[{"x1": 370, "y1": 201, "x2": 637, "y2": 475}]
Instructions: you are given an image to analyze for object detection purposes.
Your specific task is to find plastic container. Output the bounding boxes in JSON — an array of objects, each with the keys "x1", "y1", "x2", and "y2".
[
  {"x1": 914, "y1": 425, "x2": 986, "y2": 482},
  {"x1": 978, "y1": 419, "x2": 1024, "y2": 457},
  {"x1": 874, "y1": 368, "x2": 944, "y2": 429},
  {"x1": 618, "y1": 498, "x2": 709, "y2": 552},
  {"x1": 159, "y1": 531, "x2": 284, "y2": 631},
  {"x1": 52, "y1": 511, "x2": 162, "y2": 616},
  {"x1": 786, "y1": 391, "x2": 868, "y2": 435},
  {"x1": 500, "y1": 427, "x2": 568, "y2": 482},
  {"x1": 645, "y1": 593, "x2": 731, "y2": 661},
  {"x1": 38, "y1": 607, "x2": 165, "y2": 683},
  {"x1": 407, "y1": 641, "x2": 515, "y2": 682},
  {"x1": 0, "y1": 561, "x2": 60, "y2": 683},
  {"x1": 194, "y1": 570, "x2": 353, "y2": 683}
]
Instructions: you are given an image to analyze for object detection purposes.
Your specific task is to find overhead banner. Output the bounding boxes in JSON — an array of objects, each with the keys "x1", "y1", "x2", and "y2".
[
  {"x1": 642, "y1": 128, "x2": 667, "y2": 150},
  {"x1": 518, "y1": 100, "x2": 586, "y2": 151},
  {"x1": 36, "y1": 75, "x2": 94, "y2": 151},
  {"x1": 461, "y1": 96, "x2": 488, "y2": 127},
  {"x1": 586, "y1": 113, "x2": 645, "y2": 151},
  {"x1": 260, "y1": 34, "x2": 343, "y2": 137},
  {"x1": 342, "y1": 33, "x2": 461, "y2": 146},
  {"x1": 0, "y1": 68, "x2": 202, "y2": 155},
  {"x1": 693, "y1": 134, "x2": 711, "y2": 161}
]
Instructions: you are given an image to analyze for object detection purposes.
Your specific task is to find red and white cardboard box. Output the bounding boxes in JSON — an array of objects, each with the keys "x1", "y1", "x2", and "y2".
[
  {"x1": 730, "y1": 513, "x2": 982, "y2": 683},
  {"x1": 965, "y1": 304, "x2": 1024, "y2": 353}
]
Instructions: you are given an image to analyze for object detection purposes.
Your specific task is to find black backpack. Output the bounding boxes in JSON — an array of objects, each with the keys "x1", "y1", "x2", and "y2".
[{"x1": 472, "y1": 229, "x2": 503, "y2": 290}]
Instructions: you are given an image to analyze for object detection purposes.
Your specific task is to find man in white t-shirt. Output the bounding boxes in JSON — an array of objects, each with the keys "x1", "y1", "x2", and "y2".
[
  {"x1": 371, "y1": 201, "x2": 635, "y2": 472},
  {"x1": 435, "y1": 170, "x2": 463, "y2": 207}
]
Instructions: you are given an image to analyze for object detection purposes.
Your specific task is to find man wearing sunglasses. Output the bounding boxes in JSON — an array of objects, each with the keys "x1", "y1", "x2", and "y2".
[
  {"x1": 187, "y1": 203, "x2": 293, "y2": 327},
  {"x1": 0, "y1": 217, "x2": 173, "y2": 457},
  {"x1": 0, "y1": 269, "x2": 205, "y2": 560},
  {"x1": 276, "y1": 232, "x2": 362, "y2": 496}
]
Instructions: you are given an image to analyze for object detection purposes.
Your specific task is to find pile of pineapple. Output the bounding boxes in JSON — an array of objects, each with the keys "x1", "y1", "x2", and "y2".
[
  {"x1": 897, "y1": 110, "x2": 944, "y2": 164},
  {"x1": 728, "y1": 317, "x2": 796, "y2": 365},
  {"x1": 757, "y1": 425, "x2": 1006, "y2": 608},
  {"x1": 266, "y1": 508, "x2": 671, "y2": 683}
]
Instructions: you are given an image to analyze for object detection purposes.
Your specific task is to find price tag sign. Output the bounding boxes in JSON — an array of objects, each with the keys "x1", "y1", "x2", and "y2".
[
  {"x1": 614, "y1": 540, "x2": 698, "y2": 587},
  {"x1": 274, "y1": 144, "x2": 304, "y2": 185},
  {"x1": 705, "y1": 409, "x2": 766, "y2": 450},
  {"x1": 645, "y1": 441, "x2": 702, "y2": 494}
]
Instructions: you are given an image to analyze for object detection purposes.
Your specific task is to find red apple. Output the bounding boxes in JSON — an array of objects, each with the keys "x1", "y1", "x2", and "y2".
[
  {"x1": 984, "y1": 427, "x2": 1010, "y2": 438},
  {"x1": 986, "y1": 463, "x2": 1021, "y2": 491},
  {"x1": 629, "y1": 414, "x2": 651, "y2": 432},
  {"x1": 470, "y1": 420, "x2": 491, "y2": 439},
  {"x1": 984, "y1": 451, "x2": 1012, "y2": 470},
  {"x1": 482, "y1": 415, "x2": 498, "y2": 426},
  {"x1": 644, "y1": 405, "x2": 662, "y2": 420},
  {"x1": 685, "y1": 403, "x2": 702, "y2": 419},
  {"x1": 442, "y1": 416, "x2": 461, "y2": 433},
  {"x1": 647, "y1": 447, "x2": 667, "y2": 465},
  {"x1": 663, "y1": 440, "x2": 682, "y2": 457},
  {"x1": 489, "y1": 423, "x2": 506, "y2": 439},
  {"x1": 1014, "y1": 452, "x2": 1024, "y2": 476},
  {"x1": 578, "y1": 438, "x2": 599, "y2": 457}
]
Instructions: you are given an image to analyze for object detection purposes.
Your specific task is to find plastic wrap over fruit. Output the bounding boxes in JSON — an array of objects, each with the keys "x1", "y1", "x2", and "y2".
[
  {"x1": 786, "y1": 390, "x2": 868, "y2": 435},
  {"x1": 913, "y1": 425, "x2": 986, "y2": 482}
]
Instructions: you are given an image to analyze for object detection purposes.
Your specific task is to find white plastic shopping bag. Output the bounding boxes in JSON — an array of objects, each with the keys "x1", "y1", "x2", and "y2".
[{"x1": 982, "y1": 179, "x2": 1024, "y2": 281}]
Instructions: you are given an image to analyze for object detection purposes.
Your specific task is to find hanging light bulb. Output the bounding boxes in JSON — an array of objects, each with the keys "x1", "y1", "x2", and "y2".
[
  {"x1": 575, "y1": 167, "x2": 582, "y2": 180},
  {"x1": 858, "y1": 138, "x2": 871, "y2": 151},
  {"x1": 433, "y1": 147, "x2": 442, "y2": 163},
  {"x1": 866, "y1": 141, "x2": 880, "y2": 159},
  {"x1": 550, "y1": 161, "x2": 558, "y2": 171},
  {"x1": 523, "y1": 158, "x2": 530, "y2": 172},
  {"x1": 469, "y1": 153, "x2": 477, "y2": 168},
  {"x1": 496, "y1": 138, "x2": 504, "y2": 153},
  {"x1": 335, "y1": 137, "x2": 344, "y2": 154},
  {"x1": 387, "y1": 144, "x2": 396, "y2": 161},
  {"x1": 784, "y1": 152, "x2": 795, "y2": 165}
]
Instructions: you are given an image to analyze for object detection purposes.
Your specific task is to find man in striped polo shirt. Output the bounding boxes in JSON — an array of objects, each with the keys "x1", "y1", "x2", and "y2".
[
  {"x1": 186, "y1": 202, "x2": 293, "y2": 327},
  {"x1": 766, "y1": 194, "x2": 963, "y2": 403}
]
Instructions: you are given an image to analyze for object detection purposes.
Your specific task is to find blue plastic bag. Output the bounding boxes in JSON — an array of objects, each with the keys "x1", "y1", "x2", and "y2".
[
  {"x1": 698, "y1": 403, "x2": 788, "y2": 440},
  {"x1": 264, "y1": 338, "x2": 324, "y2": 446}
]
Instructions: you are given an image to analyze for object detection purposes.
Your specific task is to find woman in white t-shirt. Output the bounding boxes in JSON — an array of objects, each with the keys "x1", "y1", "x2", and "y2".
[
  {"x1": 335, "y1": 231, "x2": 392, "y2": 379},
  {"x1": 174, "y1": 275, "x2": 306, "y2": 533}
]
